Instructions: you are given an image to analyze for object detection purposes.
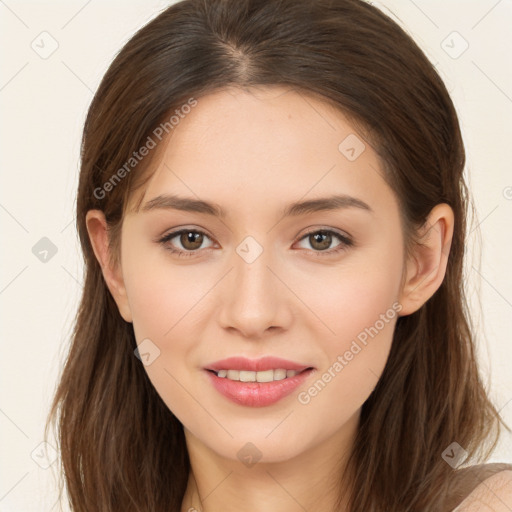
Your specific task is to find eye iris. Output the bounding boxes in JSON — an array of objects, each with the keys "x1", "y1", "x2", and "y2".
[
  {"x1": 310, "y1": 231, "x2": 331, "y2": 251},
  {"x1": 181, "y1": 231, "x2": 203, "y2": 250}
]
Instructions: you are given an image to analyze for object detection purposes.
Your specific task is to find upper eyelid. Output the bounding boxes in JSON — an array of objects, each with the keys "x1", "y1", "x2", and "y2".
[{"x1": 159, "y1": 228, "x2": 215, "y2": 245}]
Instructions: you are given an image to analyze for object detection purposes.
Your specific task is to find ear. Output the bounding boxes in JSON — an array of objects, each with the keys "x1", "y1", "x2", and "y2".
[
  {"x1": 398, "y1": 203, "x2": 454, "y2": 317},
  {"x1": 85, "y1": 210, "x2": 133, "y2": 323}
]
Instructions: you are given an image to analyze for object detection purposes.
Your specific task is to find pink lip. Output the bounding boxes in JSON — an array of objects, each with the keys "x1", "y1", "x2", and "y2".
[
  {"x1": 204, "y1": 356, "x2": 312, "y2": 372},
  {"x1": 203, "y1": 356, "x2": 315, "y2": 407}
]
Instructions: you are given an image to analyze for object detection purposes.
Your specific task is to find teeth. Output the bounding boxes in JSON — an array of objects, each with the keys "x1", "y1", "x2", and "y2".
[
  {"x1": 216, "y1": 369, "x2": 300, "y2": 382},
  {"x1": 256, "y1": 370, "x2": 273, "y2": 382},
  {"x1": 273, "y1": 369, "x2": 287, "y2": 380},
  {"x1": 226, "y1": 369, "x2": 239, "y2": 380}
]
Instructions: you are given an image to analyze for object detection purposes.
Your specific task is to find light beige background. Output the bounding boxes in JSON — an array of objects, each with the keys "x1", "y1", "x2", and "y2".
[{"x1": 0, "y1": 0, "x2": 511, "y2": 510}]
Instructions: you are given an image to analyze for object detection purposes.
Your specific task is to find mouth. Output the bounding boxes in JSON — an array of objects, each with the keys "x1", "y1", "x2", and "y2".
[{"x1": 203, "y1": 356, "x2": 316, "y2": 407}]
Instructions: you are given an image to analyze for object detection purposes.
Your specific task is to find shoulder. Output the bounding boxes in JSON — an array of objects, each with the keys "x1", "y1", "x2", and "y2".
[{"x1": 450, "y1": 463, "x2": 512, "y2": 511}]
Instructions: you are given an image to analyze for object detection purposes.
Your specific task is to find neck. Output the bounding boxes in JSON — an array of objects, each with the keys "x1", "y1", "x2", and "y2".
[{"x1": 180, "y1": 411, "x2": 359, "y2": 512}]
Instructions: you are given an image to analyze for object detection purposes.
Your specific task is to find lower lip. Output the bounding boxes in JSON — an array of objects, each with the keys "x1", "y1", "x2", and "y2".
[{"x1": 205, "y1": 368, "x2": 315, "y2": 407}]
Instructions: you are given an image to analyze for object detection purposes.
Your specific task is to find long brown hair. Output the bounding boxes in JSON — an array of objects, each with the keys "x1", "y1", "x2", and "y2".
[{"x1": 45, "y1": 0, "x2": 509, "y2": 510}]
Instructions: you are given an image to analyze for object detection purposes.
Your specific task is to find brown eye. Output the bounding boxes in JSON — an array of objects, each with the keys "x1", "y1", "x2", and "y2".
[
  {"x1": 309, "y1": 231, "x2": 333, "y2": 251},
  {"x1": 179, "y1": 231, "x2": 204, "y2": 250},
  {"x1": 158, "y1": 229, "x2": 214, "y2": 258},
  {"x1": 296, "y1": 229, "x2": 353, "y2": 255}
]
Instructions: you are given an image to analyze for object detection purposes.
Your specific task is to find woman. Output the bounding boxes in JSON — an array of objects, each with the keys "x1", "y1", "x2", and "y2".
[{"x1": 45, "y1": 0, "x2": 512, "y2": 510}]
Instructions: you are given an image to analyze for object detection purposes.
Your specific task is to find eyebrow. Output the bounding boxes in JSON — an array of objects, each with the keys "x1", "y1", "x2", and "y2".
[{"x1": 140, "y1": 193, "x2": 373, "y2": 217}]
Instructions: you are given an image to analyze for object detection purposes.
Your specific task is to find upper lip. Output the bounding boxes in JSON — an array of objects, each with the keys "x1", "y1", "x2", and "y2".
[{"x1": 205, "y1": 356, "x2": 313, "y2": 372}]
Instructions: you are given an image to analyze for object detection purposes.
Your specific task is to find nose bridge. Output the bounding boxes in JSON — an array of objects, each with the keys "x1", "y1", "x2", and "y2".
[
  {"x1": 234, "y1": 234, "x2": 277, "y2": 308},
  {"x1": 219, "y1": 234, "x2": 287, "y2": 337},
  {"x1": 237, "y1": 238, "x2": 272, "y2": 296}
]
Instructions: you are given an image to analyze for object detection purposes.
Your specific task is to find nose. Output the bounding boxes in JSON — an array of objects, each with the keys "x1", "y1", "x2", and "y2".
[{"x1": 217, "y1": 241, "x2": 292, "y2": 339}]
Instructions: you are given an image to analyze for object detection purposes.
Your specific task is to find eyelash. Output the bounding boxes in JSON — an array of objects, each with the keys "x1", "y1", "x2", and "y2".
[{"x1": 157, "y1": 228, "x2": 354, "y2": 259}]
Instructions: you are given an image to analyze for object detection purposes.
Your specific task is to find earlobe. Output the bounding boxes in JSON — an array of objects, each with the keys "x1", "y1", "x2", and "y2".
[
  {"x1": 85, "y1": 210, "x2": 133, "y2": 323},
  {"x1": 398, "y1": 203, "x2": 454, "y2": 317}
]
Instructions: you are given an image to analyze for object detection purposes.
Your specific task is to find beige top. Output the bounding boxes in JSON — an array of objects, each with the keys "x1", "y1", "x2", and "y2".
[{"x1": 445, "y1": 463, "x2": 512, "y2": 511}]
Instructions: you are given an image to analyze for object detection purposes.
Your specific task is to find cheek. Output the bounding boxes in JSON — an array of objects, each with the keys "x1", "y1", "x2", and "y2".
[
  {"x1": 294, "y1": 275, "x2": 401, "y2": 423},
  {"x1": 291, "y1": 247, "x2": 403, "y2": 398},
  {"x1": 123, "y1": 250, "x2": 210, "y2": 342},
  {"x1": 122, "y1": 253, "x2": 208, "y2": 424},
  {"x1": 295, "y1": 250, "x2": 402, "y2": 345}
]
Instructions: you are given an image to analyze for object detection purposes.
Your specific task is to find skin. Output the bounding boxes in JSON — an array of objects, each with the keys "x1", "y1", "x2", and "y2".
[{"x1": 86, "y1": 85, "x2": 454, "y2": 512}]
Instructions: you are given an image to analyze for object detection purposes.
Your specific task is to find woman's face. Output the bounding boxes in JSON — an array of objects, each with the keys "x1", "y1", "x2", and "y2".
[{"x1": 117, "y1": 86, "x2": 407, "y2": 462}]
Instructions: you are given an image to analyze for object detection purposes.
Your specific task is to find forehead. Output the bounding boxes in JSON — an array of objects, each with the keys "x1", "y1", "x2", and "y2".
[{"x1": 129, "y1": 86, "x2": 398, "y2": 220}]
